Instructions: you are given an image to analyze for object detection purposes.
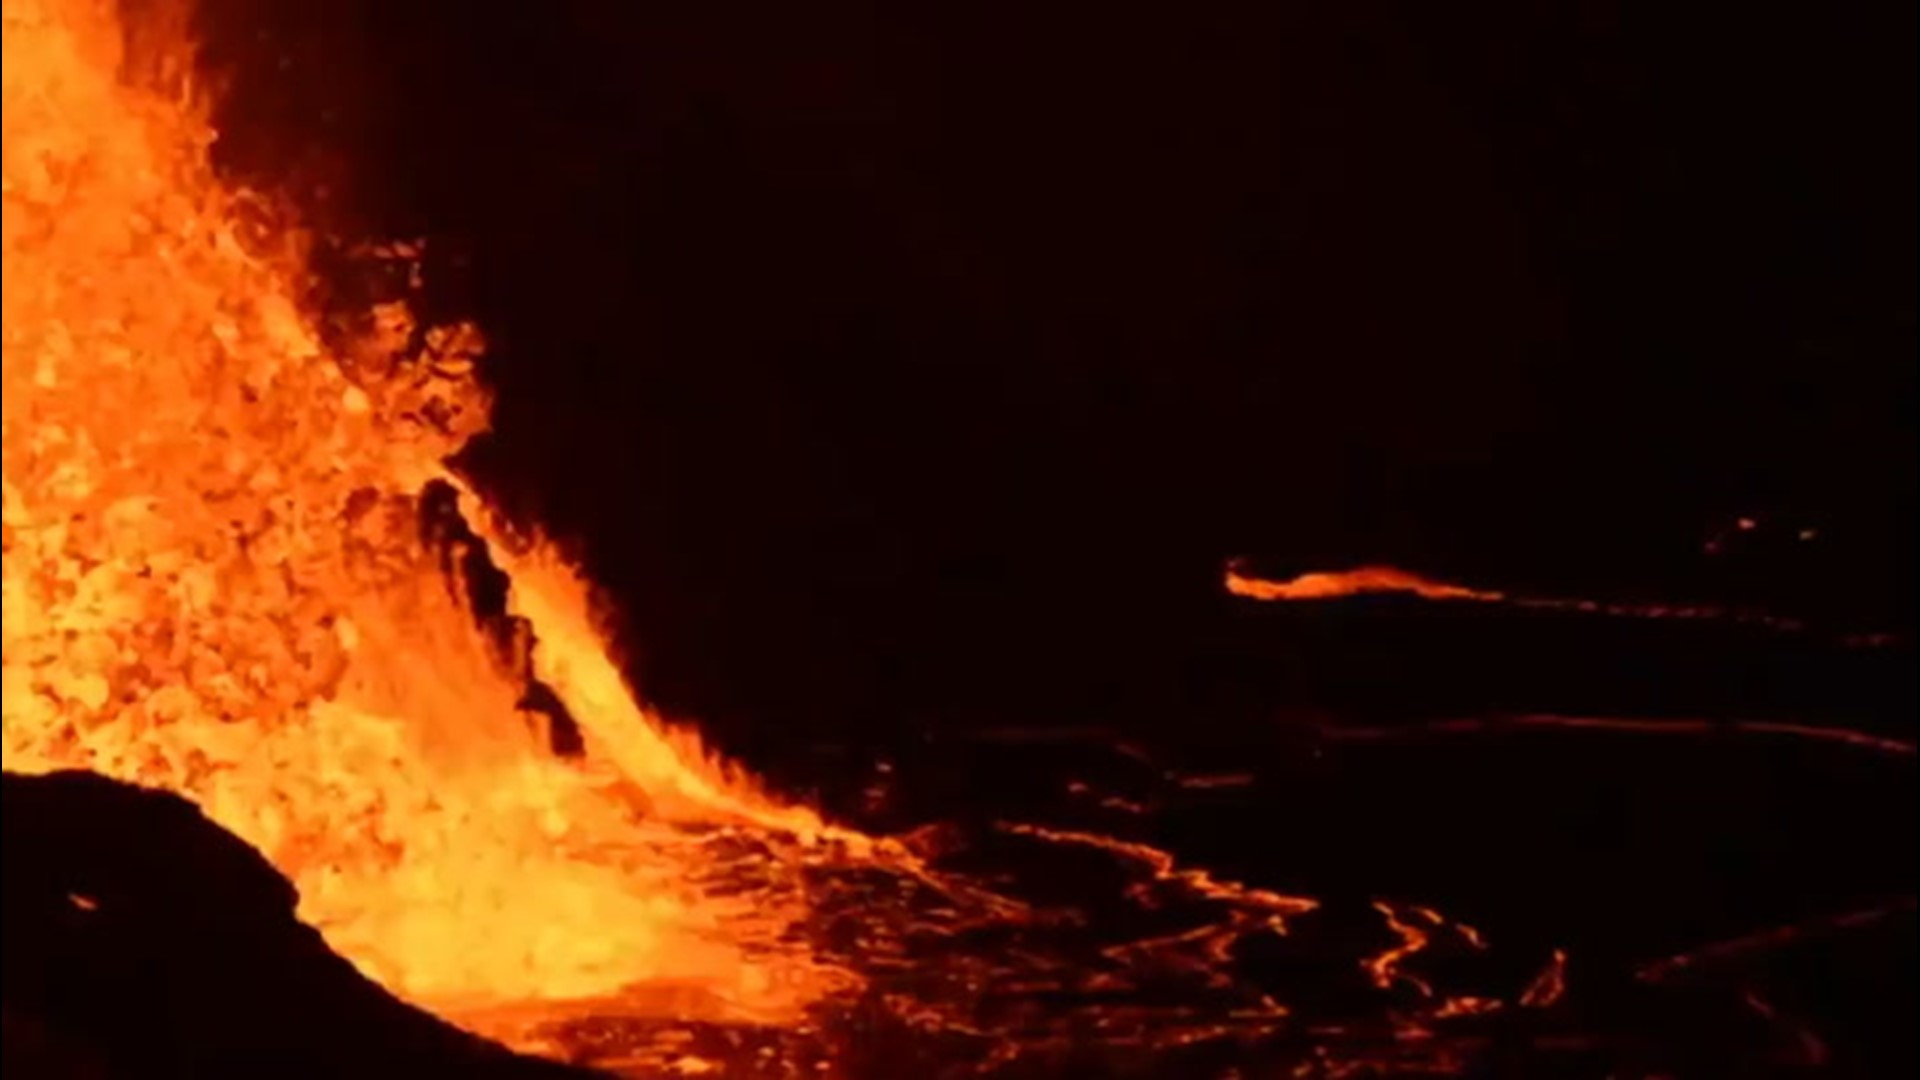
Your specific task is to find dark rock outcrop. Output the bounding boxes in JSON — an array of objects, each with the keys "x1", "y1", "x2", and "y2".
[{"x1": 2, "y1": 769, "x2": 596, "y2": 1079}]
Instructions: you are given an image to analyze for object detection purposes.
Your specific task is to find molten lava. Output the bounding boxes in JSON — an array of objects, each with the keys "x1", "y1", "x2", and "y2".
[
  {"x1": 1225, "y1": 561, "x2": 1502, "y2": 603},
  {"x1": 5, "y1": 3, "x2": 1672, "y2": 1073},
  {"x1": 3, "y1": 0, "x2": 849, "y2": 1026},
  {"x1": 1223, "y1": 558, "x2": 1900, "y2": 643}
]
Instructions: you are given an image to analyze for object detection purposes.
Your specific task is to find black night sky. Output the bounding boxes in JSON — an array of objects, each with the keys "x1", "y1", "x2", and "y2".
[{"x1": 197, "y1": 1, "x2": 1914, "y2": 762}]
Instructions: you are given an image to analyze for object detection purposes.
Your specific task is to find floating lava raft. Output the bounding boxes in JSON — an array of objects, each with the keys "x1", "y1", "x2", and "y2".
[{"x1": 12, "y1": 1, "x2": 1860, "y2": 1076}]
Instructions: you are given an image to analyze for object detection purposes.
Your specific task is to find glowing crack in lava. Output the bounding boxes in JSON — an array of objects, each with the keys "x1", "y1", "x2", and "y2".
[{"x1": 2, "y1": 0, "x2": 854, "y2": 1028}]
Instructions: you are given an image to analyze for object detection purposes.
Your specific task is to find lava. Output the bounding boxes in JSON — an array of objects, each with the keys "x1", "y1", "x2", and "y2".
[
  {"x1": 1319, "y1": 714, "x2": 1917, "y2": 758},
  {"x1": 1224, "y1": 559, "x2": 1902, "y2": 643},
  {"x1": 1363, "y1": 901, "x2": 1434, "y2": 997},
  {"x1": 1225, "y1": 562, "x2": 1501, "y2": 603},
  {"x1": 3, "y1": 1, "x2": 1706, "y2": 1074},
  {"x1": 3, "y1": 0, "x2": 849, "y2": 1026},
  {"x1": 1518, "y1": 949, "x2": 1567, "y2": 1009}
]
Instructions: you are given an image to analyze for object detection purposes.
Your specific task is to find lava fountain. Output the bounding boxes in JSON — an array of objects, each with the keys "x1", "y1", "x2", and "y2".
[
  {"x1": 6, "y1": 2, "x2": 1627, "y2": 1074},
  {"x1": 3, "y1": 0, "x2": 855, "y2": 1031}
]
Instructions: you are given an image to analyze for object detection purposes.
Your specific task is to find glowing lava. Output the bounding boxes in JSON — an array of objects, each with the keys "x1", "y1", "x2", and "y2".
[
  {"x1": 1225, "y1": 561, "x2": 1502, "y2": 603},
  {"x1": 3, "y1": 0, "x2": 849, "y2": 1026},
  {"x1": 1223, "y1": 558, "x2": 1902, "y2": 643},
  {"x1": 3, "y1": 3, "x2": 1622, "y2": 1074}
]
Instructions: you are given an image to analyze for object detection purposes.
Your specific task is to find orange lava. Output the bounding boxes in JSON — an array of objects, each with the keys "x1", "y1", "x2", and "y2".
[
  {"x1": 4, "y1": 4, "x2": 1600, "y2": 1072},
  {"x1": 1225, "y1": 562, "x2": 1503, "y2": 603},
  {"x1": 999, "y1": 822, "x2": 1319, "y2": 926},
  {"x1": 1224, "y1": 559, "x2": 1901, "y2": 643},
  {"x1": 1363, "y1": 901, "x2": 1434, "y2": 997},
  {"x1": 1519, "y1": 949, "x2": 1568, "y2": 1009},
  {"x1": 3, "y1": 0, "x2": 854, "y2": 1032}
]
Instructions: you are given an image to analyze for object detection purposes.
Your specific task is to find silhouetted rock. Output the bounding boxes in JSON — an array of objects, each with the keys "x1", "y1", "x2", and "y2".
[{"x1": 2, "y1": 770, "x2": 597, "y2": 1079}]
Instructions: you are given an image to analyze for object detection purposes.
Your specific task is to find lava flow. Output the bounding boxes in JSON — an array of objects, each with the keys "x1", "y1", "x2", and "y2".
[
  {"x1": 5, "y1": 1, "x2": 1596, "y2": 1074},
  {"x1": 3, "y1": 0, "x2": 854, "y2": 1030},
  {"x1": 1225, "y1": 562, "x2": 1502, "y2": 604},
  {"x1": 1224, "y1": 558, "x2": 1897, "y2": 642}
]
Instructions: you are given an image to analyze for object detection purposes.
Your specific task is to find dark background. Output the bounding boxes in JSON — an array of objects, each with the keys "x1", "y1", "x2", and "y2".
[{"x1": 195, "y1": 1, "x2": 1914, "y2": 761}]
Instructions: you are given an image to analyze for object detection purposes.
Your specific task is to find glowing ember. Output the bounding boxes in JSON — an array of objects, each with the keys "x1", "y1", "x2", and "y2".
[{"x1": 3, "y1": 0, "x2": 849, "y2": 1024}]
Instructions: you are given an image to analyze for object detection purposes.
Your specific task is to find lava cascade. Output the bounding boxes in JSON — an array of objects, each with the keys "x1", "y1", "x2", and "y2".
[{"x1": 2, "y1": 0, "x2": 849, "y2": 1023}]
